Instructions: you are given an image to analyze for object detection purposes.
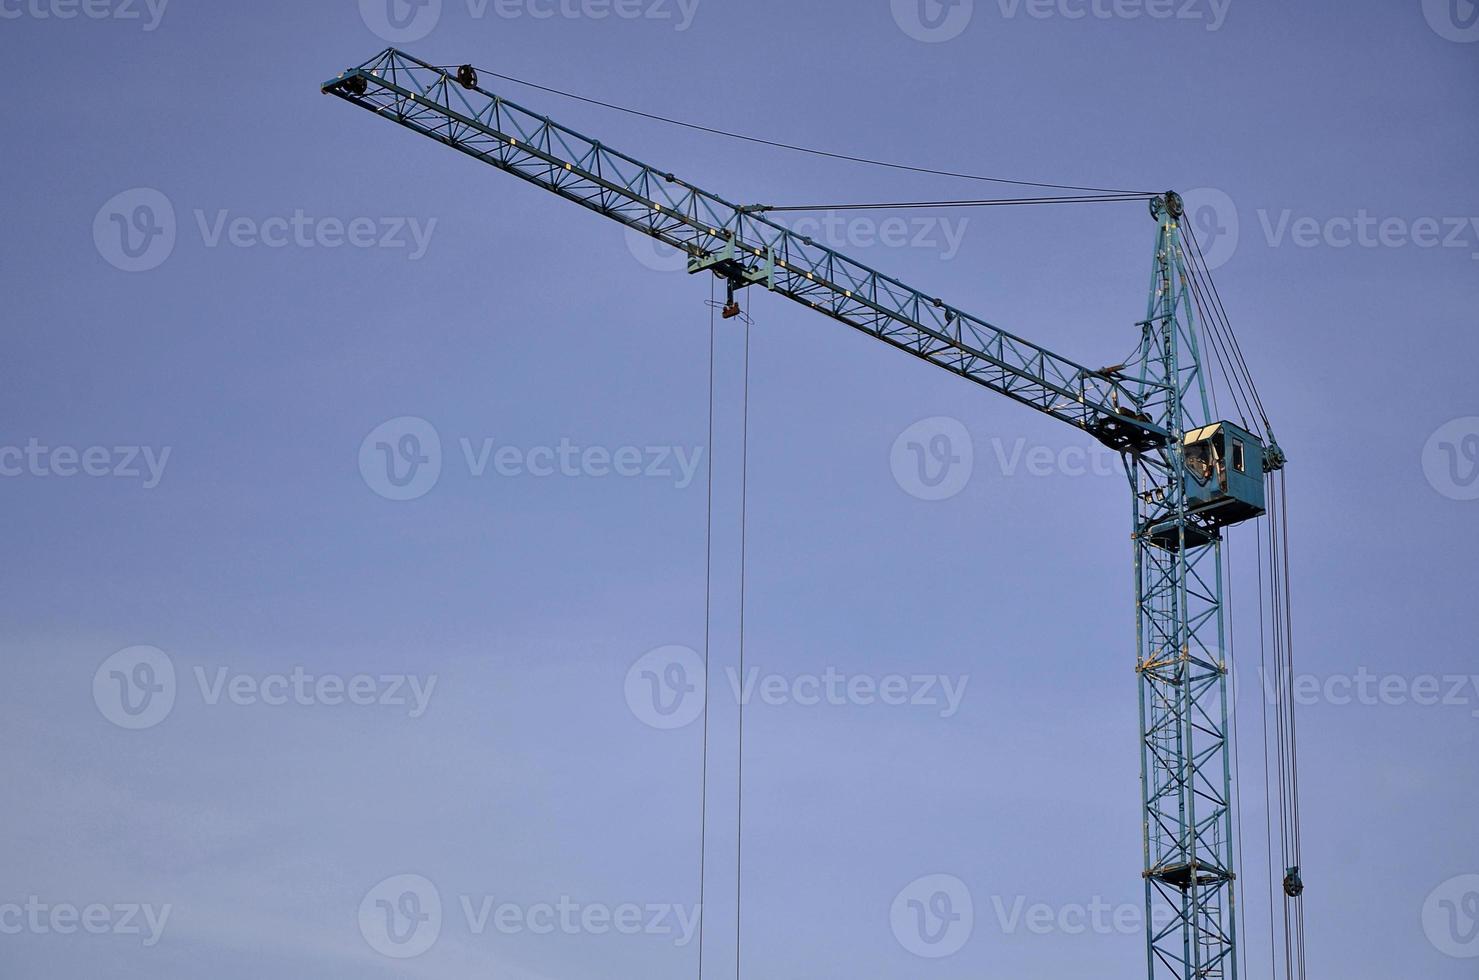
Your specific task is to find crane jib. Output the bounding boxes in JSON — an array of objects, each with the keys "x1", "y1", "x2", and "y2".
[{"x1": 321, "y1": 48, "x2": 1169, "y2": 455}]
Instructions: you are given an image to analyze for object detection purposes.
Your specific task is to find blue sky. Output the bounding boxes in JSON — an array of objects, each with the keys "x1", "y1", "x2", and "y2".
[{"x1": 1, "y1": 0, "x2": 1476, "y2": 977}]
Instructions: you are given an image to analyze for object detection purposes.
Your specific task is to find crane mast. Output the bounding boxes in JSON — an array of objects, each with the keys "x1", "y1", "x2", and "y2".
[{"x1": 323, "y1": 48, "x2": 1287, "y2": 980}]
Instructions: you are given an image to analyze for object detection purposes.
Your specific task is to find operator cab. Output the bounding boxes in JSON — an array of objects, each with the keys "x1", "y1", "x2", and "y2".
[{"x1": 1182, "y1": 421, "x2": 1266, "y2": 528}]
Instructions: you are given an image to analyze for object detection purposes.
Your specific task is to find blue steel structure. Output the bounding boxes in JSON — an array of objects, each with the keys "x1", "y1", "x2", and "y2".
[{"x1": 323, "y1": 48, "x2": 1286, "y2": 980}]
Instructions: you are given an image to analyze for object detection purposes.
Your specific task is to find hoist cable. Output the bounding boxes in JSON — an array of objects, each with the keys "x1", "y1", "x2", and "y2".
[
  {"x1": 1184, "y1": 225, "x2": 1272, "y2": 428},
  {"x1": 455, "y1": 64, "x2": 1156, "y2": 196},
  {"x1": 1178, "y1": 229, "x2": 1261, "y2": 434},
  {"x1": 734, "y1": 309, "x2": 753, "y2": 980},
  {"x1": 1184, "y1": 266, "x2": 1238, "y2": 424},
  {"x1": 1255, "y1": 526, "x2": 1280, "y2": 980},
  {"x1": 697, "y1": 279, "x2": 717, "y2": 980},
  {"x1": 1186, "y1": 264, "x2": 1254, "y2": 432},
  {"x1": 1227, "y1": 538, "x2": 1241, "y2": 902},
  {"x1": 1269, "y1": 496, "x2": 1294, "y2": 977},
  {"x1": 1275, "y1": 472, "x2": 1308, "y2": 980},
  {"x1": 1181, "y1": 227, "x2": 1252, "y2": 408},
  {"x1": 1183, "y1": 257, "x2": 1259, "y2": 434},
  {"x1": 1253, "y1": 469, "x2": 1308, "y2": 980},
  {"x1": 753, "y1": 193, "x2": 1155, "y2": 212}
]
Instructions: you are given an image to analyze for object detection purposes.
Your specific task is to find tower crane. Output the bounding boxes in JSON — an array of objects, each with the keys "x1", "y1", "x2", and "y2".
[{"x1": 323, "y1": 48, "x2": 1301, "y2": 980}]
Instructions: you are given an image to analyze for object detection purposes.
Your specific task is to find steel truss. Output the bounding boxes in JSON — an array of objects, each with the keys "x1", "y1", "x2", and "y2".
[{"x1": 1127, "y1": 202, "x2": 1238, "y2": 980}]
